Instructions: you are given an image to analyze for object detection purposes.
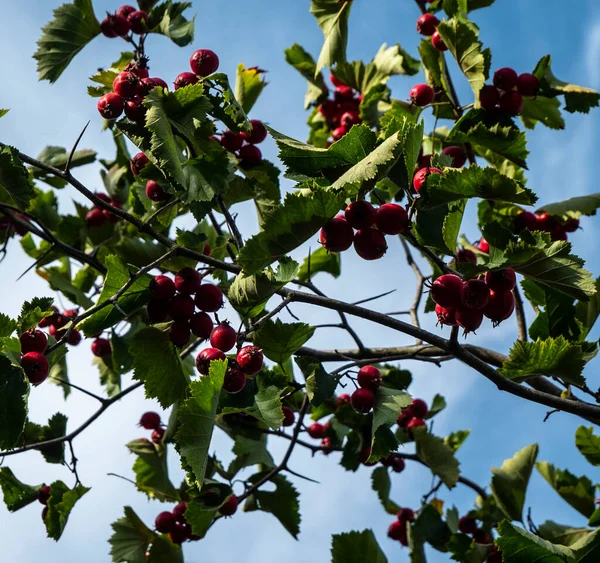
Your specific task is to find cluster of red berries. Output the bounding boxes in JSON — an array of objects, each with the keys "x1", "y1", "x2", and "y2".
[
  {"x1": 318, "y1": 74, "x2": 363, "y2": 143},
  {"x1": 480, "y1": 67, "x2": 540, "y2": 116},
  {"x1": 458, "y1": 516, "x2": 501, "y2": 561},
  {"x1": 91, "y1": 336, "x2": 112, "y2": 359},
  {"x1": 153, "y1": 501, "x2": 198, "y2": 544},
  {"x1": 348, "y1": 365, "x2": 382, "y2": 414},
  {"x1": 0, "y1": 212, "x2": 30, "y2": 238},
  {"x1": 319, "y1": 201, "x2": 410, "y2": 261},
  {"x1": 37, "y1": 306, "x2": 82, "y2": 345},
  {"x1": 415, "y1": 13, "x2": 448, "y2": 51},
  {"x1": 431, "y1": 268, "x2": 516, "y2": 335},
  {"x1": 396, "y1": 397, "x2": 429, "y2": 434},
  {"x1": 417, "y1": 143, "x2": 468, "y2": 170},
  {"x1": 96, "y1": 46, "x2": 219, "y2": 121},
  {"x1": 387, "y1": 507, "x2": 415, "y2": 546},
  {"x1": 147, "y1": 268, "x2": 224, "y2": 349},
  {"x1": 128, "y1": 152, "x2": 170, "y2": 205},
  {"x1": 85, "y1": 191, "x2": 122, "y2": 228},
  {"x1": 138, "y1": 411, "x2": 165, "y2": 445},
  {"x1": 215, "y1": 119, "x2": 267, "y2": 168},
  {"x1": 38, "y1": 485, "x2": 51, "y2": 522},
  {"x1": 514, "y1": 210, "x2": 579, "y2": 242},
  {"x1": 100, "y1": 5, "x2": 149, "y2": 39}
]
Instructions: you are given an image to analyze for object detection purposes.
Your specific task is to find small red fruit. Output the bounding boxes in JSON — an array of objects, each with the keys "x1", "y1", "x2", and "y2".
[
  {"x1": 174, "y1": 267, "x2": 202, "y2": 296},
  {"x1": 430, "y1": 274, "x2": 464, "y2": 309},
  {"x1": 100, "y1": 17, "x2": 118, "y2": 38},
  {"x1": 155, "y1": 511, "x2": 176, "y2": 533},
  {"x1": 169, "y1": 522, "x2": 191, "y2": 544},
  {"x1": 282, "y1": 406, "x2": 295, "y2": 427},
  {"x1": 357, "y1": 365, "x2": 382, "y2": 391},
  {"x1": 473, "y1": 528, "x2": 491, "y2": 544},
  {"x1": 551, "y1": 224, "x2": 567, "y2": 241},
  {"x1": 241, "y1": 120, "x2": 268, "y2": 145},
  {"x1": 38, "y1": 485, "x2": 51, "y2": 505},
  {"x1": 334, "y1": 85, "x2": 354, "y2": 103},
  {"x1": 456, "y1": 249, "x2": 477, "y2": 264},
  {"x1": 113, "y1": 72, "x2": 140, "y2": 100},
  {"x1": 388, "y1": 520, "x2": 406, "y2": 541},
  {"x1": 21, "y1": 352, "x2": 49, "y2": 385},
  {"x1": 151, "y1": 427, "x2": 165, "y2": 444},
  {"x1": 413, "y1": 167, "x2": 443, "y2": 192},
  {"x1": 239, "y1": 144, "x2": 262, "y2": 167},
  {"x1": 431, "y1": 31, "x2": 448, "y2": 51},
  {"x1": 97, "y1": 93, "x2": 124, "y2": 120},
  {"x1": 499, "y1": 90, "x2": 524, "y2": 116},
  {"x1": 170, "y1": 322, "x2": 191, "y2": 348},
  {"x1": 442, "y1": 145, "x2": 467, "y2": 168},
  {"x1": 353, "y1": 228, "x2": 388, "y2": 261},
  {"x1": 220, "y1": 130, "x2": 244, "y2": 152},
  {"x1": 536, "y1": 212, "x2": 558, "y2": 232},
  {"x1": 337, "y1": 394, "x2": 351, "y2": 408},
  {"x1": 563, "y1": 218, "x2": 580, "y2": 233},
  {"x1": 398, "y1": 508, "x2": 415, "y2": 523},
  {"x1": 479, "y1": 85, "x2": 500, "y2": 111},
  {"x1": 109, "y1": 14, "x2": 131, "y2": 37},
  {"x1": 139, "y1": 411, "x2": 161, "y2": 430},
  {"x1": 219, "y1": 494, "x2": 238, "y2": 516},
  {"x1": 388, "y1": 454, "x2": 406, "y2": 473},
  {"x1": 493, "y1": 67, "x2": 518, "y2": 91},
  {"x1": 169, "y1": 294, "x2": 195, "y2": 321},
  {"x1": 375, "y1": 203, "x2": 410, "y2": 235},
  {"x1": 223, "y1": 366, "x2": 247, "y2": 394},
  {"x1": 514, "y1": 211, "x2": 538, "y2": 232},
  {"x1": 195, "y1": 284, "x2": 224, "y2": 313},
  {"x1": 411, "y1": 399, "x2": 428, "y2": 418},
  {"x1": 190, "y1": 312, "x2": 213, "y2": 340},
  {"x1": 130, "y1": 152, "x2": 149, "y2": 175},
  {"x1": 517, "y1": 73, "x2": 540, "y2": 97},
  {"x1": 319, "y1": 217, "x2": 354, "y2": 253},
  {"x1": 485, "y1": 269, "x2": 516, "y2": 292},
  {"x1": 307, "y1": 422, "x2": 325, "y2": 439},
  {"x1": 345, "y1": 201, "x2": 376, "y2": 230},
  {"x1": 397, "y1": 408, "x2": 413, "y2": 427},
  {"x1": 330, "y1": 73, "x2": 344, "y2": 87},
  {"x1": 406, "y1": 417, "x2": 427, "y2": 433},
  {"x1": 483, "y1": 290, "x2": 515, "y2": 325},
  {"x1": 190, "y1": 49, "x2": 220, "y2": 77},
  {"x1": 128, "y1": 10, "x2": 148, "y2": 34},
  {"x1": 435, "y1": 304, "x2": 457, "y2": 327},
  {"x1": 173, "y1": 501, "x2": 187, "y2": 523},
  {"x1": 210, "y1": 322, "x2": 237, "y2": 352},
  {"x1": 351, "y1": 387, "x2": 375, "y2": 414},
  {"x1": 340, "y1": 111, "x2": 360, "y2": 130},
  {"x1": 174, "y1": 72, "x2": 199, "y2": 90},
  {"x1": 458, "y1": 515, "x2": 478, "y2": 535},
  {"x1": 20, "y1": 329, "x2": 48, "y2": 354},
  {"x1": 416, "y1": 13, "x2": 439, "y2": 36},
  {"x1": 67, "y1": 330, "x2": 82, "y2": 346},
  {"x1": 91, "y1": 337, "x2": 112, "y2": 357},
  {"x1": 456, "y1": 307, "x2": 484, "y2": 334},
  {"x1": 150, "y1": 275, "x2": 176, "y2": 300},
  {"x1": 117, "y1": 5, "x2": 136, "y2": 18},
  {"x1": 236, "y1": 346, "x2": 264, "y2": 375},
  {"x1": 331, "y1": 125, "x2": 347, "y2": 141},
  {"x1": 461, "y1": 279, "x2": 490, "y2": 310},
  {"x1": 409, "y1": 83, "x2": 435, "y2": 107},
  {"x1": 195, "y1": 347, "x2": 226, "y2": 375},
  {"x1": 124, "y1": 97, "x2": 146, "y2": 122},
  {"x1": 145, "y1": 180, "x2": 168, "y2": 203}
]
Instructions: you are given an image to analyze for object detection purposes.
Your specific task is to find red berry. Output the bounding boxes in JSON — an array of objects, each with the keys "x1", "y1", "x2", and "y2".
[
  {"x1": 397, "y1": 409, "x2": 413, "y2": 428},
  {"x1": 146, "y1": 180, "x2": 168, "y2": 202},
  {"x1": 431, "y1": 31, "x2": 448, "y2": 51},
  {"x1": 435, "y1": 304, "x2": 457, "y2": 327},
  {"x1": 431, "y1": 274, "x2": 464, "y2": 308},
  {"x1": 483, "y1": 290, "x2": 515, "y2": 325},
  {"x1": 473, "y1": 528, "x2": 491, "y2": 544},
  {"x1": 517, "y1": 73, "x2": 540, "y2": 97},
  {"x1": 334, "y1": 85, "x2": 354, "y2": 103},
  {"x1": 195, "y1": 347, "x2": 226, "y2": 375},
  {"x1": 410, "y1": 83, "x2": 435, "y2": 107},
  {"x1": 128, "y1": 10, "x2": 148, "y2": 34},
  {"x1": 416, "y1": 13, "x2": 439, "y2": 36},
  {"x1": 551, "y1": 224, "x2": 567, "y2": 241},
  {"x1": 514, "y1": 211, "x2": 538, "y2": 232},
  {"x1": 413, "y1": 167, "x2": 443, "y2": 192},
  {"x1": 49, "y1": 324, "x2": 65, "y2": 340},
  {"x1": 174, "y1": 267, "x2": 202, "y2": 295},
  {"x1": 173, "y1": 501, "x2": 188, "y2": 523},
  {"x1": 151, "y1": 427, "x2": 165, "y2": 444},
  {"x1": 398, "y1": 508, "x2": 415, "y2": 523},
  {"x1": 150, "y1": 275, "x2": 176, "y2": 300},
  {"x1": 351, "y1": 387, "x2": 375, "y2": 414},
  {"x1": 124, "y1": 97, "x2": 146, "y2": 122},
  {"x1": 282, "y1": 406, "x2": 295, "y2": 427},
  {"x1": 388, "y1": 520, "x2": 406, "y2": 541},
  {"x1": 375, "y1": 203, "x2": 410, "y2": 235},
  {"x1": 219, "y1": 495, "x2": 238, "y2": 517},
  {"x1": 38, "y1": 485, "x2": 51, "y2": 505},
  {"x1": 499, "y1": 91, "x2": 523, "y2": 116},
  {"x1": 320, "y1": 217, "x2": 354, "y2": 253},
  {"x1": 388, "y1": 455, "x2": 406, "y2": 473},
  {"x1": 340, "y1": 111, "x2": 360, "y2": 130},
  {"x1": 485, "y1": 269, "x2": 516, "y2": 292},
  {"x1": 493, "y1": 67, "x2": 518, "y2": 91},
  {"x1": 195, "y1": 284, "x2": 224, "y2": 312},
  {"x1": 38, "y1": 306, "x2": 59, "y2": 328},
  {"x1": 462, "y1": 279, "x2": 490, "y2": 310},
  {"x1": 117, "y1": 5, "x2": 136, "y2": 18},
  {"x1": 456, "y1": 307, "x2": 484, "y2": 334},
  {"x1": 331, "y1": 126, "x2": 347, "y2": 141},
  {"x1": 418, "y1": 153, "x2": 432, "y2": 168},
  {"x1": 536, "y1": 212, "x2": 558, "y2": 232},
  {"x1": 97, "y1": 93, "x2": 124, "y2": 120},
  {"x1": 330, "y1": 73, "x2": 344, "y2": 87},
  {"x1": 241, "y1": 120, "x2": 268, "y2": 144},
  {"x1": 220, "y1": 130, "x2": 244, "y2": 152},
  {"x1": 130, "y1": 152, "x2": 149, "y2": 175},
  {"x1": 174, "y1": 72, "x2": 199, "y2": 90},
  {"x1": 223, "y1": 366, "x2": 246, "y2": 394},
  {"x1": 357, "y1": 365, "x2": 382, "y2": 391},
  {"x1": 140, "y1": 77, "x2": 169, "y2": 95},
  {"x1": 236, "y1": 346, "x2": 264, "y2": 375},
  {"x1": 337, "y1": 394, "x2": 351, "y2": 408},
  {"x1": 359, "y1": 447, "x2": 376, "y2": 466},
  {"x1": 190, "y1": 49, "x2": 220, "y2": 77},
  {"x1": 456, "y1": 249, "x2": 477, "y2": 264},
  {"x1": 478, "y1": 238, "x2": 490, "y2": 253},
  {"x1": 458, "y1": 515, "x2": 478, "y2": 535},
  {"x1": 563, "y1": 217, "x2": 580, "y2": 232},
  {"x1": 20, "y1": 329, "x2": 48, "y2": 354},
  {"x1": 442, "y1": 145, "x2": 467, "y2": 168},
  {"x1": 169, "y1": 522, "x2": 191, "y2": 544},
  {"x1": 487, "y1": 551, "x2": 503, "y2": 563},
  {"x1": 21, "y1": 352, "x2": 49, "y2": 385},
  {"x1": 170, "y1": 322, "x2": 191, "y2": 348},
  {"x1": 109, "y1": 14, "x2": 131, "y2": 37},
  {"x1": 354, "y1": 228, "x2": 388, "y2": 261},
  {"x1": 411, "y1": 399, "x2": 428, "y2": 418},
  {"x1": 210, "y1": 322, "x2": 237, "y2": 352},
  {"x1": 139, "y1": 411, "x2": 162, "y2": 430},
  {"x1": 155, "y1": 511, "x2": 176, "y2": 533},
  {"x1": 100, "y1": 17, "x2": 118, "y2": 38},
  {"x1": 406, "y1": 417, "x2": 427, "y2": 432},
  {"x1": 479, "y1": 85, "x2": 500, "y2": 111},
  {"x1": 307, "y1": 422, "x2": 325, "y2": 439},
  {"x1": 319, "y1": 100, "x2": 337, "y2": 121},
  {"x1": 67, "y1": 330, "x2": 82, "y2": 346},
  {"x1": 113, "y1": 72, "x2": 141, "y2": 100},
  {"x1": 61, "y1": 308, "x2": 78, "y2": 318},
  {"x1": 125, "y1": 60, "x2": 149, "y2": 79},
  {"x1": 91, "y1": 338, "x2": 111, "y2": 357},
  {"x1": 190, "y1": 312, "x2": 214, "y2": 340},
  {"x1": 345, "y1": 201, "x2": 376, "y2": 230},
  {"x1": 239, "y1": 144, "x2": 262, "y2": 167}
]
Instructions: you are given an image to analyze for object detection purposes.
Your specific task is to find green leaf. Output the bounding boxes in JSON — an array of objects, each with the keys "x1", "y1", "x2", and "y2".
[
  {"x1": 238, "y1": 189, "x2": 345, "y2": 274},
  {"x1": 414, "y1": 427, "x2": 460, "y2": 488},
  {"x1": 412, "y1": 503, "x2": 452, "y2": 551},
  {"x1": 254, "y1": 385, "x2": 284, "y2": 429},
  {"x1": 436, "y1": 18, "x2": 487, "y2": 99},
  {"x1": 296, "y1": 356, "x2": 338, "y2": 406},
  {"x1": 491, "y1": 443, "x2": 539, "y2": 522},
  {"x1": 184, "y1": 501, "x2": 218, "y2": 540},
  {"x1": 537, "y1": 194, "x2": 600, "y2": 221},
  {"x1": 87, "y1": 52, "x2": 135, "y2": 97},
  {"x1": 0, "y1": 467, "x2": 41, "y2": 512},
  {"x1": 310, "y1": 0, "x2": 353, "y2": 76},
  {"x1": 496, "y1": 521, "x2": 576, "y2": 563},
  {"x1": 130, "y1": 327, "x2": 189, "y2": 409},
  {"x1": 205, "y1": 73, "x2": 251, "y2": 133},
  {"x1": 414, "y1": 200, "x2": 466, "y2": 255},
  {"x1": 127, "y1": 439, "x2": 178, "y2": 502},
  {"x1": 576, "y1": 278, "x2": 600, "y2": 339},
  {"x1": 284, "y1": 44, "x2": 328, "y2": 109},
  {"x1": 81, "y1": 256, "x2": 152, "y2": 337},
  {"x1": 298, "y1": 247, "x2": 341, "y2": 282},
  {"x1": 33, "y1": 0, "x2": 100, "y2": 83},
  {"x1": 235, "y1": 63, "x2": 267, "y2": 114},
  {"x1": 228, "y1": 435, "x2": 275, "y2": 476},
  {"x1": 18, "y1": 297, "x2": 54, "y2": 334},
  {"x1": 576, "y1": 426, "x2": 600, "y2": 466},
  {"x1": 572, "y1": 529, "x2": 600, "y2": 562},
  {"x1": 0, "y1": 146, "x2": 35, "y2": 210},
  {"x1": 23, "y1": 412, "x2": 68, "y2": 464},
  {"x1": 253, "y1": 320, "x2": 315, "y2": 364},
  {"x1": 109, "y1": 506, "x2": 156, "y2": 563},
  {"x1": 371, "y1": 466, "x2": 400, "y2": 514},
  {"x1": 331, "y1": 529, "x2": 388, "y2": 563},
  {"x1": 499, "y1": 336, "x2": 589, "y2": 385},
  {"x1": 0, "y1": 355, "x2": 29, "y2": 450},
  {"x1": 521, "y1": 96, "x2": 565, "y2": 130},
  {"x1": 371, "y1": 387, "x2": 411, "y2": 455},
  {"x1": 444, "y1": 430, "x2": 471, "y2": 453},
  {"x1": 174, "y1": 360, "x2": 226, "y2": 488},
  {"x1": 0, "y1": 314, "x2": 17, "y2": 338},
  {"x1": 147, "y1": 1, "x2": 194, "y2": 47},
  {"x1": 45, "y1": 481, "x2": 90, "y2": 541},
  {"x1": 246, "y1": 474, "x2": 301, "y2": 539},
  {"x1": 147, "y1": 536, "x2": 183, "y2": 563},
  {"x1": 418, "y1": 38, "x2": 456, "y2": 120},
  {"x1": 538, "y1": 521, "x2": 595, "y2": 548},
  {"x1": 536, "y1": 462, "x2": 596, "y2": 518}
]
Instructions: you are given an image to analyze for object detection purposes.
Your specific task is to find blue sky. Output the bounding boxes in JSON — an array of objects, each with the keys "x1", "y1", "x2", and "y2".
[{"x1": 1, "y1": 1, "x2": 600, "y2": 562}]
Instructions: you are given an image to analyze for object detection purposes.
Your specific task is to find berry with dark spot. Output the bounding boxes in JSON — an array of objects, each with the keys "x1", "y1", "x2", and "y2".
[{"x1": 353, "y1": 228, "x2": 388, "y2": 261}]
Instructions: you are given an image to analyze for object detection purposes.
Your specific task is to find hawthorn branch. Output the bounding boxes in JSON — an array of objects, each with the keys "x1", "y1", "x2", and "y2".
[
  {"x1": 401, "y1": 238, "x2": 427, "y2": 343},
  {"x1": 216, "y1": 195, "x2": 244, "y2": 250},
  {"x1": 513, "y1": 286, "x2": 528, "y2": 342}
]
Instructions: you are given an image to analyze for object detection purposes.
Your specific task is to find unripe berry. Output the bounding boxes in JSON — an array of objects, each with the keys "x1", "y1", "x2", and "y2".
[
  {"x1": 172, "y1": 501, "x2": 188, "y2": 523},
  {"x1": 353, "y1": 228, "x2": 388, "y2": 260},
  {"x1": 236, "y1": 346, "x2": 264, "y2": 375},
  {"x1": 124, "y1": 97, "x2": 146, "y2": 122},
  {"x1": 210, "y1": 322, "x2": 237, "y2": 352},
  {"x1": 479, "y1": 84, "x2": 500, "y2": 111},
  {"x1": 461, "y1": 279, "x2": 490, "y2": 310},
  {"x1": 21, "y1": 352, "x2": 49, "y2": 385},
  {"x1": 147, "y1": 298, "x2": 171, "y2": 323},
  {"x1": 195, "y1": 347, "x2": 226, "y2": 375},
  {"x1": 195, "y1": 284, "x2": 224, "y2": 312},
  {"x1": 478, "y1": 237, "x2": 490, "y2": 253},
  {"x1": 517, "y1": 73, "x2": 540, "y2": 97},
  {"x1": 499, "y1": 90, "x2": 523, "y2": 116},
  {"x1": 219, "y1": 494, "x2": 238, "y2": 516},
  {"x1": 239, "y1": 144, "x2": 262, "y2": 167},
  {"x1": 319, "y1": 217, "x2": 354, "y2": 252},
  {"x1": 357, "y1": 365, "x2": 382, "y2": 391},
  {"x1": 130, "y1": 152, "x2": 149, "y2": 175},
  {"x1": 345, "y1": 201, "x2": 376, "y2": 230},
  {"x1": 456, "y1": 307, "x2": 484, "y2": 334},
  {"x1": 190, "y1": 49, "x2": 220, "y2": 77},
  {"x1": 139, "y1": 411, "x2": 161, "y2": 430},
  {"x1": 155, "y1": 511, "x2": 177, "y2": 533},
  {"x1": 151, "y1": 427, "x2": 165, "y2": 444},
  {"x1": 220, "y1": 130, "x2": 244, "y2": 152},
  {"x1": 97, "y1": 93, "x2": 124, "y2": 120},
  {"x1": 458, "y1": 515, "x2": 478, "y2": 535},
  {"x1": 375, "y1": 203, "x2": 410, "y2": 235},
  {"x1": 91, "y1": 338, "x2": 112, "y2": 357},
  {"x1": 282, "y1": 406, "x2": 295, "y2": 427},
  {"x1": 223, "y1": 366, "x2": 247, "y2": 394},
  {"x1": 174, "y1": 72, "x2": 199, "y2": 90},
  {"x1": 430, "y1": 274, "x2": 464, "y2": 308},
  {"x1": 413, "y1": 167, "x2": 442, "y2": 192},
  {"x1": 189, "y1": 312, "x2": 214, "y2": 340},
  {"x1": 146, "y1": 180, "x2": 169, "y2": 203},
  {"x1": 416, "y1": 13, "x2": 439, "y2": 36},
  {"x1": 241, "y1": 120, "x2": 268, "y2": 144},
  {"x1": 442, "y1": 145, "x2": 467, "y2": 168},
  {"x1": 351, "y1": 387, "x2": 375, "y2": 414},
  {"x1": 483, "y1": 290, "x2": 515, "y2": 325},
  {"x1": 113, "y1": 72, "x2": 141, "y2": 100},
  {"x1": 493, "y1": 67, "x2": 518, "y2": 91},
  {"x1": 431, "y1": 31, "x2": 448, "y2": 51},
  {"x1": 514, "y1": 211, "x2": 538, "y2": 232},
  {"x1": 409, "y1": 83, "x2": 435, "y2": 107},
  {"x1": 128, "y1": 10, "x2": 148, "y2": 34},
  {"x1": 485, "y1": 269, "x2": 516, "y2": 292},
  {"x1": 169, "y1": 294, "x2": 195, "y2": 322},
  {"x1": 307, "y1": 422, "x2": 325, "y2": 439},
  {"x1": 150, "y1": 275, "x2": 176, "y2": 300},
  {"x1": 435, "y1": 304, "x2": 457, "y2": 326},
  {"x1": 170, "y1": 322, "x2": 191, "y2": 348},
  {"x1": 38, "y1": 485, "x2": 51, "y2": 505},
  {"x1": 411, "y1": 398, "x2": 428, "y2": 418},
  {"x1": 20, "y1": 329, "x2": 48, "y2": 354}
]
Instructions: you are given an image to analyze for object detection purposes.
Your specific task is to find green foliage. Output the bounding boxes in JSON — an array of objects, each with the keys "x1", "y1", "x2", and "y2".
[
  {"x1": 0, "y1": 146, "x2": 35, "y2": 210},
  {"x1": 331, "y1": 529, "x2": 388, "y2": 563},
  {"x1": 88, "y1": 52, "x2": 135, "y2": 97},
  {"x1": 538, "y1": 521, "x2": 595, "y2": 548},
  {"x1": 205, "y1": 73, "x2": 251, "y2": 134},
  {"x1": 414, "y1": 427, "x2": 460, "y2": 488},
  {"x1": 109, "y1": 506, "x2": 156, "y2": 563},
  {"x1": 0, "y1": 467, "x2": 41, "y2": 512},
  {"x1": 537, "y1": 194, "x2": 600, "y2": 220},
  {"x1": 235, "y1": 63, "x2": 267, "y2": 114},
  {"x1": 575, "y1": 426, "x2": 600, "y2": 466},
  {"x1": 147, "y1": 536, "x2": 184, "y2": 562},
  {"x1": 23, "y1": 413, "x2": 68, "y2": 464},
  {"x1": 496, "y1": 521, "x2": 576, "y2": 562},
  {"x1": 0, "y1": 355, "x2": 29, "y2": 450},
  {"x1": 298, "y1": 247, "x2": 341, "y2": 281},
  {"x1": 17, "y1": 297, "x2": 54, "y2": 334},
  {"x1": 371, "y1": 387, "x2": 411, "y2": 459},
  {"x1": 310, "y1": 0, "x2": 353, "y2": 76},
  {"x1": 371, "y1": 466, "x2": 400, "y2": 514},
  {"x1": 45, "y1": 481, "x2": 90, "y2": 540},
  {"x1": 253, "y1": 320, "x2": 315, "y2": 364},
  {"x1": 147, "y1": 1, "x2": 195, "y2": 47},
  {"x1": 297, "y1": 357, "x2": 338, "y2": 406},
  {"x1": 127, "y1": 439, "x2": 178, "y2": 502},
  {"x1": 284, "y1": 44, "x2": 328, "y2": 109},
  {"x1": 521, "y1": 96, "x2": 565, "y2": 130}
]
